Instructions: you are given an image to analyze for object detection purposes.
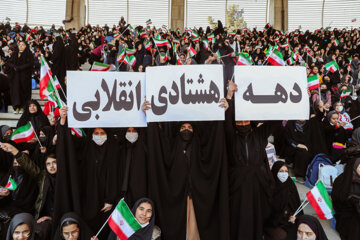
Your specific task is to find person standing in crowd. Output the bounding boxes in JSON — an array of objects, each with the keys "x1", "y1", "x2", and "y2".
[
  {"x1": 7, "y1": 41, "x2": 34, "y2": 113},
  {"x1": 225, "y1": 80, "x2": 281, "y2": 240}
]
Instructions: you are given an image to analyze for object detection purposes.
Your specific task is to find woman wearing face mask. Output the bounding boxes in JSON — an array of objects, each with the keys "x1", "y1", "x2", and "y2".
[
  {"x1": 108, "y1": 198, "x2": 161, "y2": 240},
  {"x1": 1, "y1": 143, "x2": 56, "y2": 239},
  {"x1": 31, "y1": 126, "x2": 55, "y2": 170},
  {"x1": 0, "y1": 145, "x2": 38, "y2": 239},
  {"x1": 264, "y1": 161, "x2": 302, "y2": 240},
  {"x1": 6, "y1": 213, "x2": 39, "y2": 240},
  {"x1": 331, "y1": 158, "x2": 360, "y2": 239},
  {"x1": 7, "y1": 41, "x2": 34, "y2": 113},
  {"x1": 143, "y1": 99, "x2": 230, "y2": 240},
  {"x1": 334, "y1": 101, "x2": 353, "y2": 135},
  {"x1": 116, "y1": 127, "x2": 148, "y2": 207},
  {"x1": 225, "y1": 80, "x2": 281, "y2": 240},
  {"x1": 291, "y1": 215, "x2": 328, "y2": 240},
  {"x1": 0, "y1": 125, "x2": 13, "y2": 143},
  {"x1": 57, "y1": 107, "x2": 119, "y2": 239}
]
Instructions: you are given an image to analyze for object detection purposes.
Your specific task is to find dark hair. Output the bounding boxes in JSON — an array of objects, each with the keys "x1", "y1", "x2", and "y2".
[
  {"x1": 61, "y1": 220, "x2": 78, "y2": 230},
  {"x1": 46, "y1": 153, "x2": 56, "y2": 161},
  {"x1": 137, "y1": 199, "x2": 153, "y2": 207}
]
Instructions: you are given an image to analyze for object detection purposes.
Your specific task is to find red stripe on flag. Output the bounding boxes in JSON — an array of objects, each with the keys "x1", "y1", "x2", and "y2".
[
  {"x1": 306, "y1": 192, "x2": 326, "y2": 220},
  {"x1": 108, "y1": 216, "x2": 129, "y2": 240},
  {"x1": 268, "y1": 58, "x2": 283, "y2": 66},
  {"x1": 13, "y1": 132, "x2": 35, "y2": 143}
]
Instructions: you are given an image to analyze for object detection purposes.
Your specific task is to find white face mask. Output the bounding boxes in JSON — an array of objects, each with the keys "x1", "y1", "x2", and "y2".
[
  {"x1": 277, "y1": 172, "x2": 289, "y2": 183},
  {"x1": 92, "y1": 135, "x2": 107, "y2": 146},
  {"x1": 336, "y1": 106, "x2": 343, "y2": 112},
  {"x1": 297, "y1": 236, "x2": 315, "y2": 240},
  {"x1": 125, "y1": 132, "x2": 138, "y2": 143}
]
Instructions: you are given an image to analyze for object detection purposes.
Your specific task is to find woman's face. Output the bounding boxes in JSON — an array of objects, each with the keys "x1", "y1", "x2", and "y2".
[
  {"x1": 46, "y1": 157, "x2": 57, "y2": 175},
  {"x1": 135, "y1": 202, "x2": 153, "y2": 225},
  {"x1": 297, "y1": 223, "x2": 316, "y2": 239},
  {"x1": 12, "y1": 223, "x2": 31, "y2": 240},
  {"x1": 93, "y1": 128, "x2": 106, "y2": 136},
  {"x1": 279, "y1": 165, "x2": 288, "y2": 173},
  {"x1": 62, "y1": 223, "x2": 80, "y2": 240},
  {"x1": 18, "y1": 42, "x2": 26, "y2": 52},
  {"x1": 356, "y1": 164, "x2": 360, "y2": 176},
  {"x1": 330, "y1": 113, "x2": 339, "y2": 125},
  {"x1": 29, "y1": 103, "x2": 38, "y2": 114}
]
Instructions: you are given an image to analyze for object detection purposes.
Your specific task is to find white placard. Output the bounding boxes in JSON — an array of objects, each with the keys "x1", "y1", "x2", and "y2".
[
  {"x1": 145, "y1": 65, "x2": 224, "y2": 122},
  {"x1": 234, "y1": 66, "x2": 309, "y2": 120},
  {"x1": 67, "y1": 71, "x2": 147, "y2": 127}
]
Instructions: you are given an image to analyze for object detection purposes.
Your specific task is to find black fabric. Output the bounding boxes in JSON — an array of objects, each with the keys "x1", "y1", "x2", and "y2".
[
  {"x1": 7, "y1": 43, "x2": 34, "y2": 109},
  {"x1": 17, "y1": 100, "x2": 50, "y2": 135},
  {"x1": 39, "y1": 173, "x2": 56, "y2": 218},
  {"x1": 225, "y1": 100, "x2": 280, "y2": 240},
  {"x1": 294, "y1": 215, "x2": 328, "y2": 240},
  {"x1": 6, "y1": 213, "x2": 35, "y2": 240},
  {"x1": 31, "y1": 126, "x2": 55, "y2": 170},
  {"x1": 51, "y1": 36, "x2": 66, "y2": 87},
  {"x1": 52, "y1": 123, "x2": 82, "y2": 235},
  {"x1": 0, "y1": 162, "x2": 38, "y2": 217},
  {"x1": 53, "y1": 212, "x2": 93, "y2": 240},
  {"x1": 265, "y1": 161, "x2": 302, "y2": 230},
  {"x1": 118, "y1": 129, "x2": 148, "y2": 208},
  {"x1": 147, "y1": 121, "x2": 229, "y2": 240},
  {"x1": 332, "y1": 158, "x2": 360, "y2": 239}
]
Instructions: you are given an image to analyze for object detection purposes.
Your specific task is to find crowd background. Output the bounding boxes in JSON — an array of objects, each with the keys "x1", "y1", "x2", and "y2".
[{"x1": 0, "y1": 16, "x2": 360, "y2": 240}]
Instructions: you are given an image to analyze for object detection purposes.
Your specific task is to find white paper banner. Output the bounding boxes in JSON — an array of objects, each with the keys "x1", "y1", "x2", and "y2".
[
  {"x1": 145, "y1": 65, "x2": 224, "y2": 122},
  {"x1": 67, "y1": 71, "x2": 147, "y2": 127},
  {"x1": 234, "y1": 66, "x2": 309, "y2": 120}
]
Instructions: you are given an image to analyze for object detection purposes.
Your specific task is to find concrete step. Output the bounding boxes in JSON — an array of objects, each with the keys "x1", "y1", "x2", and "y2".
[
  {"x1": 7, "y1": 100, "x2": 46, "y2": 113},
  {"x1": 0, "y1": 113, "x2": 21, "y2": 127}
]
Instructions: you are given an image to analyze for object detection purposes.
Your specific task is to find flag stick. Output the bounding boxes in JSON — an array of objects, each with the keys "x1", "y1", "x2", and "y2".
[
  {"x1": 350, "y1": 114, "x2": 360, "y2": 122},
  {"x1": 293, "y1": 199, "x2": 309, "y2": 217},
  {"x1": 29, "y1": 122, "x2": 43, "y2": 148}
]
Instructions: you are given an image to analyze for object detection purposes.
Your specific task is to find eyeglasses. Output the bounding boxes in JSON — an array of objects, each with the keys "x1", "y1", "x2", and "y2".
[{"x1": 63, "y1": 229, "x2": 79, "y2": 238}]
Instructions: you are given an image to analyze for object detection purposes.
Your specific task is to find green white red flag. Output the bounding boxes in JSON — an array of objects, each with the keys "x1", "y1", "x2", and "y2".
[
  {"x1": 40, "y1": 55, "x2": 60, "y2": 99},
  {"x1": 124, "y1": 55, "x2": 136, "y2": 67},
  {"x1": 267, "y1": 49, "x2": 286, "y2": 66},
  {"x1": 71, "y1": 128, "x2": 86, "y2": 137},
  {"x1": 334, "y1": 39, "x2": 340, "y2": 47},
  {"x1": 91, "y1": 62, "x2": 116, "y2": 71},
  {"x1": 307, "y1": 75, "x2": 320, "y2": 90},
  {"x1": 126, "y1": 48, "x2": 137, "y2": 56},
  {"x1": 340, "y1": 89, "x2": 352, "y2": 99},
  {"x1": 325, "y1": 60, "x2": 339, "y2": 73},
  {"x1": 108, "y1": 199, "x2": 144, "y2": 240},
  {"x1": 4, "y1": 177, "x2": 18, "y2": 191},
  {"x1": 146, "y1": 19, "x2": 152, "y2": 25},
  {"x1": 144, "y1": 40, "x2": 152, "y2": 51},
  {"x1": 306, "y1": 181, "x2": 334, "y2": 220},
  {"x1": 10, "y1": 122, "x2": 35, "y2": 143},
  {"x1": 186, "y1": 45, "x2": 197, "y2": 58},
  {"x1": 236, "y1": 52, "x2": 253, "y2": 65},
  {"x1": 176, "y1": 53, "x2": 183, "y2": 65},
  {"x1": 117, "y1": 49, "x2": 126, "y2": 63}
]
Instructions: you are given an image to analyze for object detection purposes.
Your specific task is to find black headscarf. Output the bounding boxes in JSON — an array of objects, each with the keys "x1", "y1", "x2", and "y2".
[
  {"x1": 296, "y1": 215, "x2": 328, "y2": 240},
  {"x1": 267, "y1": 161, "x2": 302, "y2": 228},
  {"x1": 6, "y1": 213, "x2": 35, "y2": 240},
  {"x1": 53, "y1": 212, "x2": 94, "y2": 240},
  {"x1": 31, "y1": 125, "x2": 55, "y2": 169},
  {"x1": 17, "y1": 99, "x2": 50, "y2": 134}
]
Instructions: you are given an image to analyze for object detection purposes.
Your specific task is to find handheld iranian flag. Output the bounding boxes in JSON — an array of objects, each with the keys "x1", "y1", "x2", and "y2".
[
  {"x1": 125, "y1": 48, "x2": 137, "y2": 56},
  {"x1": 176, "y1": 53, "x2": 183, "y2": 65},
  {"x1": 127, "y1": 25, "x2": 134, "y2": 31},
  {"x1": 333, "y1": 39, "x2": 340, "y2": 47},
  {"x1": 340, "y1": 89, "x2": 352, "y2": 99},
  {"x1": 108, "y1": 199, "x2": 144, "y2": 240},
  {"x1": 153, "y1": 38, "x2": 169, "y2": 48},
  {"x1": 117, "y1": 49, "x2": 126, "y2": 63},
  {"x1": 124, "y1": 55, "x2": 136, "y2": 67},
  {"x1": 186, "y1": 45, "x2": 197, "y2": 58},
  {"x1": 325, "y1": 60, "x2": 339, "y2": 73},
  {"x1": 40, "y1": 55, "x2": 60, "y2": 99},
  {"x1": 306, "y1": 181, "x2": 333, "y2": 220},
  {"x1": 71, "y1": 128, "x2": 86, "y2": 137},
  {"x1": 216, "y1": 50, "x2": 221, "y2": 58},
  {"x1": 48, "y1": 93, "x2": 65, "y2": 108},
  {"x1": 207, "y1": 33, "x2": 215, "y2": 44},
  {"x1": 25, "y1": 33, "x2": 32, "y2": 41},
  {"x1": 10, "y1": 122, "x2": 35, "y2": 143},
  {"x1": 144, "y1": 40, "x2": 152, "y2": 51},
  {"x1": 91, "y1": 62, "x2": 116, "y2": 71},
  {"x1": 202, "y1": 38, "x2": 209, "y2": 49},
  {"x1": 146, "y1": 19, "x2": 152, "y2": 25},
  {"x1": 348, "y1": 57, "x2": 353, "y2": 67},
  {"x1": 267, "y1": 49, "x2": 286, "y2": 66},
  {"x1": 237, "y1": 52, "x2": 253, "y2": 65},
  {"x1": 4, "y1": 177, "x2": 18, "y2": 191},
  {"x1": 307, "y1": 75, "x2": 320, "y2": 90}
]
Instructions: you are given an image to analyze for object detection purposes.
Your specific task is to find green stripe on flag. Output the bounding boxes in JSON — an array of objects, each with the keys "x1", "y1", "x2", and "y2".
[
  {"x1": 117, "y1": 200, "x2": 142, "y2": 232},
  {"x1": 316, "y1": 181, "x2": 333, "y2": 214}
]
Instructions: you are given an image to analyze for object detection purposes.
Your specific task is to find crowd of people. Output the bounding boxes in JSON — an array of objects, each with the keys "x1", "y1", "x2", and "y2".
[{"x1": 0, "y1": 16, "x2": 360, "y2": 240}]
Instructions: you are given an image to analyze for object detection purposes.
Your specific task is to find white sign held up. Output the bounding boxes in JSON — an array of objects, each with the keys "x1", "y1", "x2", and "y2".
[
  {"x1": 234, "y1": 66, "x2": 309, "y2": 120},
  {"x1": 67, "y1": 71, "x2": 147, "y2": 128},
  {"x1": 145, "y1": 65, "x2": 224, "y2": 122}
]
